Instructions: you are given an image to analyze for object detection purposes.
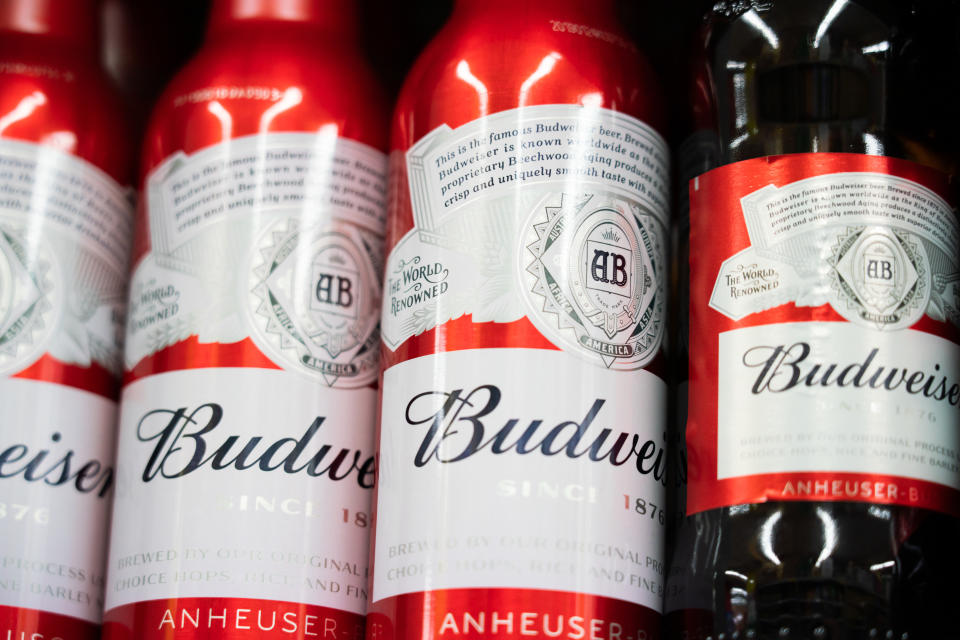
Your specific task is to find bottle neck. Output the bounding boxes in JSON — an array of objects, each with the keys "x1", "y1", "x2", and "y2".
[
  {"x1": 452, "y1": 0, "x2": 617, "y2": 20},
  {"x1": 0, "y1": 0, "x2": 97, "y2": 50},
  {"x1": 206, "y1": 0, "x2": 357, "y2": 40}
]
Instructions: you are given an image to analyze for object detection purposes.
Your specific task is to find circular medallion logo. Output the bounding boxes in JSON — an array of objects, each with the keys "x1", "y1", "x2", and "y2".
[
  {"x1": 248, "y1": 218, "x2": 382, "y2": 387},
  {"x1": 0, "y1": 224, "x2": 57, "y2": 375},
  {"x1": 829, "y1": 225, "x2": 930, "y2": 330},
  {"x1": 520, "y1": 193, "x2": 664, "y2": 370}
]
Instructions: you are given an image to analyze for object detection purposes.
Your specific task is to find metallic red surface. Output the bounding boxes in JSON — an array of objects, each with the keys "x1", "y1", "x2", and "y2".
[
  {"x1": 0, "y1": 0, "x2": 128, "y2": 180},
  {"x1": 0, "y1": 0, "x2": 99, "y2": 50},
  {"x1": 369, "y1": 0, "x2": 668, "y2": 637},
  {"x1": 127, "y1": 0, "x2": 388, "y2": 378},
  {"x1": 0, "y1": 604, "x2": 99, "y2": 640},
  {"x1": 206, "y1": 0, "x2": 358, "y2": 36}
]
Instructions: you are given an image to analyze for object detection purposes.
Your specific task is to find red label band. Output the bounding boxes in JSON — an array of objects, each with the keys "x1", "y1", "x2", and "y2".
[
  {"x1": 688, "y1": 471, "x2": 959, "y2": 517},
  {"x1": 102, "y1": 598, "x2": 364, "y2": 640},
  {"x1": 366, "y1": 589, "x2": 659, "y2": 640},
  {"x1": 123, "y1": 337, "x2": 280, "y2": 385},
  {"x1": 380, "y1": 316, "x2": 557, "y2": 370},
  {"x1": 0, "y1": 604, "x2": 98, "y2": 640},
  {"x1": 12, "y1": 355, "x2": 117, "y2": 399}
]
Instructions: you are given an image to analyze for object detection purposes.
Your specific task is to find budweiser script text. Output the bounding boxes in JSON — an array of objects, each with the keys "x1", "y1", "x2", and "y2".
[
  {"x1": 0, "y1": 433, "x2": 113, "y2": 497},
  {"x1": 404, "y1": 385, "x2": 667, "y2": 480},
  {"x1": 743, "y1": 343, "x2": 960, "y2": 406},
  {"x1": 134, "y1": 405, "x2": 376, "y2": 486}
]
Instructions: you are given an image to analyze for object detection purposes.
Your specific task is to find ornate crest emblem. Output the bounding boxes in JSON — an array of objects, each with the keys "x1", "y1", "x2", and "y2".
[
  {"x1": 830, "y1": 225, "x2": 930, "y2": 330},
  {"x1": 521, "y1": 193, "x2": 664, "y2": 370},
  {"x1": 249, "y1": 218, "x2": 382, "y2": 387},
  {"x1": 0, "y1": 225, "x2": 56, "y2": 375}
]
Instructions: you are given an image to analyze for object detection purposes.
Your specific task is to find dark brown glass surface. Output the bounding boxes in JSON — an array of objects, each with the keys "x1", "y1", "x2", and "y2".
[{"x1": 666, "y1": 2, "x2": 960, "y2": 639}]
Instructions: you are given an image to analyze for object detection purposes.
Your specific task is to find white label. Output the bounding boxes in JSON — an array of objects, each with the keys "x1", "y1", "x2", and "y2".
[
  {"x1": 718, "y1": 322, "x2": 960, "y2": 487},
  {"x1": 105, "y1": 368, "x2": 376, "y2": 614},
  {"x1": 0, "y1": 139, "x2": 132, "y2": 375},
  {"x1": 0, "y1": 379, "x2": 116, "y2": 623},
  {"x1": 382, "y1": 105, "x2": 670, "y2": 370},
  {"x1": 126, "y1": 133, "x2": 387, "y2": 387},
  {"x1": 374, "y1": 348, "x2": 667, "y2": 612},
  {"x1": 708, "y1": 172, "x2": 960, "y2": 330},
  {"x1": 148, "y1": 132, "x2": 385, "y2": 254},
  {"x1": 405, "y1": 105, "x2": 669, "y2": 231}
]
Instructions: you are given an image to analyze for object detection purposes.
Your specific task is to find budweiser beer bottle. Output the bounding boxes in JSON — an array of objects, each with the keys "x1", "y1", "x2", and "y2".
[
  {"x1": 668, "y1": 1, "x2": 960, "y2": 638},
  {"x1": 102, "y1": 1, "x2": 387, "y2": 638},
  {"x1": 368, "y1": 1, "x2": 670, "y2": 638},
  {"x1": 0, "y1": 1, "x2": 134, "y2": 639}
]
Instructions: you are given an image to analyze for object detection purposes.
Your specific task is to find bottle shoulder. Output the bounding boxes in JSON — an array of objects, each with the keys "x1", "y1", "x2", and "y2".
[
  {"x1": 142, "y1": 33, "x2": 388, "y2": 176},
  {"x1": 0, "y1": 40, "x2": 132, "y2": 183},
  {"x1": 705, "y1": 0, "x2": 896, "y2": 51},
  {"x1": 688, "y1": 0, "x2": 931, "y2": 168},
  {"x1": 393, "y1": 11, "x2": 667, "y2": 149}
]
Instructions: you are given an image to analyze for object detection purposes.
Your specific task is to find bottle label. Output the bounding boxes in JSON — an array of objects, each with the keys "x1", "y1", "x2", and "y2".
[
  {"x1": 382, "y1": 105, "x2": 668, "y2": 368},
  {"x1": 370, "y1": 105, "x2": 670, "y2": 638},
  {"x1": 0, "y1": 138, "x2": 131, "y2": 638},
  {"x1": 688, "y1": 153, "x2": 960, "y2": 515},
  {"x1": 105, "y1": 369, "x2": 375, "y2": 625},
  {"x1": 103, "y1": 133, "x2": 387, "y2": 639}
]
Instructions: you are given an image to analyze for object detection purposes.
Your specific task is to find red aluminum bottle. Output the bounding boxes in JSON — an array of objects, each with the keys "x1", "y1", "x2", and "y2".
[
  {"x1": 368, "y1": 1, "x2": 670, "y2": 638},
  {"x1": 0, "y1": 1, "x2": 134, "y2": 639},
  {"x1": 101, "y1": 1, "x2": 388, "y2": 639}
]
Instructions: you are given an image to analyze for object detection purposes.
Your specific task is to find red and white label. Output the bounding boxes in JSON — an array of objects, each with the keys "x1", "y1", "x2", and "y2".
[
  {"x1": 375, "y1": 348, "x2": 667, "y2": 604},
  {"x1": 371, "y1": 105, "x2": 670, "y2": 637},
  {"x1": 0, "y1": 380, "x2": 115, "y2": 626},
  {"x1": 103, "y1": 133, "x2": 387, "y2": 638},
  {"x1": 104, "y1": 369, "x2": 375, "y2": 626},
  {"x1": 0, "y1": 139, "x2": 132, "y2": 635},
  {"x1": 102, "y1": 597, "x2": 363, "y2": 640},
  {"x1": 688, "y1": 153, "x2": 960, "y2": 516}
]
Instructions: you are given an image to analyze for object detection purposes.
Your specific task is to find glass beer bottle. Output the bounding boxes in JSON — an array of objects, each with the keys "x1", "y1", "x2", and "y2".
[{"x1": 668, "y1": 1, "x2": 960, "y2": 638}]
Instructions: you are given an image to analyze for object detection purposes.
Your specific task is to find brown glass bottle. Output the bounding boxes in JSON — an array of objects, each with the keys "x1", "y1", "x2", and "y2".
[{"x1": 666, "y1": 2, "x2": 960, "y2": 639}]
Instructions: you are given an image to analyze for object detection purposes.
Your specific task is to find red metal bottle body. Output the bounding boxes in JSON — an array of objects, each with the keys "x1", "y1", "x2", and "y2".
[
  {"x1": 369, "y1": 1, "x2": 670, "y2": 638},
  {"x1": 103, "y1": 2, "x2": 388, "y2": 638},
  {"x1": 0, "y1": 1, "x2": 133, "y2": 639}
]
